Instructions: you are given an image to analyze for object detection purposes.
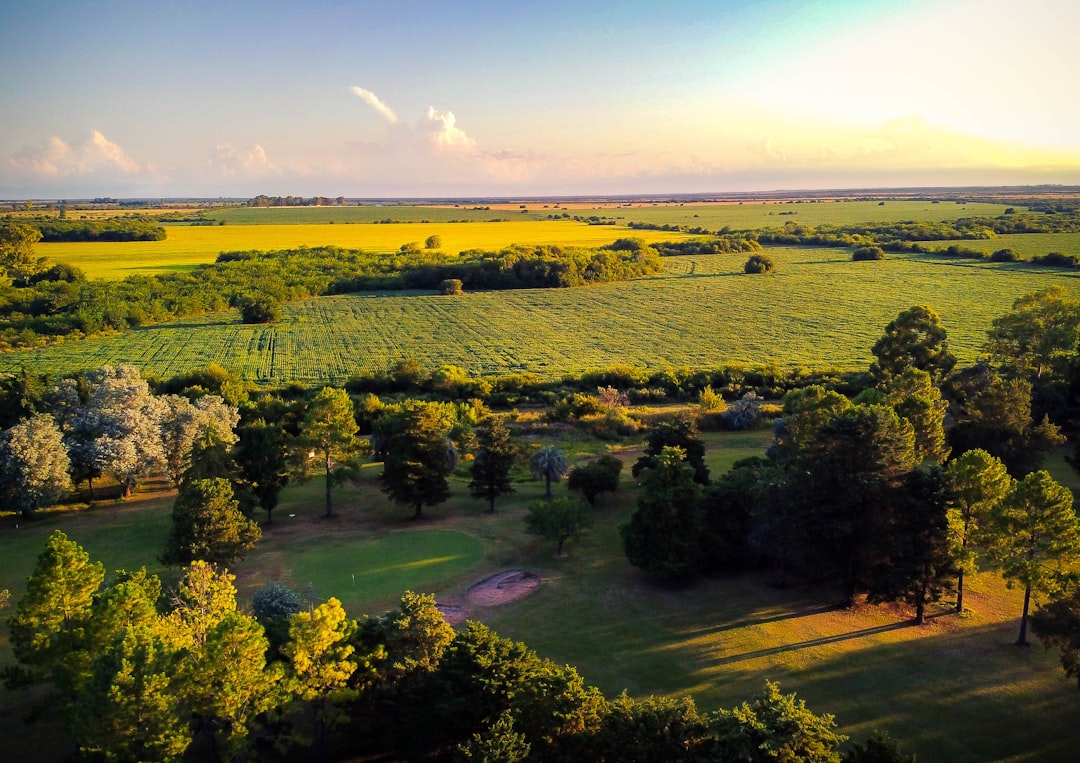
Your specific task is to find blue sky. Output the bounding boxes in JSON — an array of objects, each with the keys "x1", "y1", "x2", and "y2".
[{"x1": 2, "y1": 0, "x2": 1078, "y2": 198}]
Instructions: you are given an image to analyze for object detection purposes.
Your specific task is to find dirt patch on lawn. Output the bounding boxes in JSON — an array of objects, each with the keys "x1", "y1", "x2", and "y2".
[{"x1": 466, "y1": 570, "x2": 542, "y2": 608}]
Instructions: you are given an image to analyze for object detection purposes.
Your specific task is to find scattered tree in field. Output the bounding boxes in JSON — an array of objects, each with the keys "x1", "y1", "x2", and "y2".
[
  {"x1": 852, "y1": 245, "x2": 885, "y2": 261},
  {"x1": 525, "y1": 497, "x2": 592, "y2": 556},
  {"x1": 235, "y1": 419, "x2": 292, "y2": 524},
  {"x1": 632, "y1": 418, "x2": 710, "y2": 484},
  {"x1": 161, "y1": 478, "x2": 261, "y2": 567},
  {"x1": 567, "y1": 454, "x2": 623, "y2": 504},
  {"x1": 0, "y1": 413, "x2": 72, "y2": 516},
  {"x1": 622, "y1": 446, "x2": 704, "y2": 579},
  {"x1": 0, "y1": 222, "x2": 45, "y2": 285},
  {"x1": 944, "y1": 449, "x2": 1012, "y2": 612},
  {"x1": 234, "y1": 291, "x2": 283, "y2": 324},
  {"x1": 378, "y1": 400, "x2": 456, "y2": 519},
  {"x1": 870, "y1": 305, "x2": 956, "y2": 383},
  {"x1": 985, "y1": 286, "x2": 1080, "y2": 382},
  {"x1": 439, "y1": 278, "x2": 464, "y2": 295},
  {"x1": 744, "y1": 253, "x2": 775, "y2": 273},
  {"x1": 468, "y1": 415, "x2": 516, "y2": 512},
  {"x1": 425, "y1": 234, "x2": 443, "y2": 249},
  {"x1": 712, "y1": 680, "x2": 847, "y2": 763},
  {"x1": 300, "y1": 387, "x2": 364, "y2": 518},
  {"x1": 5, "y1": 530, "x2": 104, "y2": 699},
  {"x1": 982, "y1": 470, "x2": 1080, "y2": 645},
  {"x1": 529, "y1": 444, "x2": 569, "y2": 499}
]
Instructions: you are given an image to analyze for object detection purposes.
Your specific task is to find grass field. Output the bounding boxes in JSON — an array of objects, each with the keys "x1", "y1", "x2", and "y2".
[
  {"x1": 7, "y1": 246, "x2": 1079, "y2": 384},
  {"x1": 36, "y1": 220, "x2": 693, "y2": 280},
  {"x1": 919, "y1": 232, "x2": 1080, "y2": 259},
  {"x1": 3, "y1": 432, "x2": 1079, "y2": 762}
]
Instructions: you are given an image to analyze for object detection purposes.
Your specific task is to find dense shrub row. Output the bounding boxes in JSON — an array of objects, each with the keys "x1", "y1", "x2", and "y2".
[{"x1": 29, "y1": 217, "x2": 167, "y2": 242}]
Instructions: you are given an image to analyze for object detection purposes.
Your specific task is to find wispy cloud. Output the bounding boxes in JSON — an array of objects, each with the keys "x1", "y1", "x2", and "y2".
[
  {"x1": 350, "y1": 86, "x2": 398, "y2": 124},
  {"x1": 8, "y1": 130, "x2": 144, "y2": 177}
]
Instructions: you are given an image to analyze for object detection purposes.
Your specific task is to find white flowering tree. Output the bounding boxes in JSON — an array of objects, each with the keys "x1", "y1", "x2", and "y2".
[
  {"x1": 0, "y1": 413, "x2": 72, "y2": 516},
  {"x1": 160, "y1": 394, "x2": 240, "y2": 486}
]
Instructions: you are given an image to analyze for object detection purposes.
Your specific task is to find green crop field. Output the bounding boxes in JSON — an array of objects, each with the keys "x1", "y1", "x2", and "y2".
[
  {"x1": 920, "y1": 232, "x2": 1080, "y2": 259},
  {"x1": 6, "y1": 246, "x2": 1079, "y2": 384},
  {"x1": 562, "y1": 199, "x2": 1018, "y2": 230},
  {"x1": 36, "y1": 220, "x2": 693, "y2": 280}
]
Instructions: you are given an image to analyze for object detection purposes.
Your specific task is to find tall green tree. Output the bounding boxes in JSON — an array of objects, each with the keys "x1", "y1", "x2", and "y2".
[
  {"x1": 379, "y1": 400, "x2": 455, "y2": 519},
  {"x1": 879, "y1": 367, "x2": 950, "y2": 464},
  {"x1": 70, "y1": 624, "x2": 190, "y2": 763},
  {"x1": 300, "y1": 387, "x2": 364, "y2": 518},
  {"x1": 529, "y1": 444, "x2": 569, "y2": 499},
  {"x1": 567, "y1": 454, "x2": 623, "y2": 505},
  {"x1": 944, "y1": 449, "x2": 1012, "y2": 613},
  {"x1": 986, "y1": 286, "x2": 1080, "y2": 382},
  {"x1": 282, "y1": 597, "x2": 359, "y2": 761},
  {"x1": 469, "y1": 415, "x2": 516, "y2": 513},
  {"x1": 525, "y1": 497, "x2": 592, "y2": 556},
  {"x1": 865, "y1": 468, "x2": 956, "y2": 625},
  {"x1": 0, "y1": 222, "x2": 45, "y2": 285},
  {"x1": 161, "y1": 478, "x2": 261, "y2": 567},
  {"x1": 5, "y1": 530, "x2": 104, "y2": 700},
  {"x1": 793, "y1": 405, "x2": 917, "y2": 605},
  {"x1": 982, "y1": 470, "x2": 1080, "y2": 645},
  {"x1": 621, "y1": 446, "x2": 704, "y2": 579},
  {"x1": 235, "y1": 419, "x2": 292, "y2": 524},
  {"x1": 1030, "y1": 588, "x2": 1080, "y2": 688},
  {"x1": 870, "y1": 304, "x2": 956, "y2": 383}
]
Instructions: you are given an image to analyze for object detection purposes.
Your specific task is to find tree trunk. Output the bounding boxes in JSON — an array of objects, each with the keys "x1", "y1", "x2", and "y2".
[
  {"x1": 556, "y1": 536, "x2": 565, "y2": 556},
  {"x1": 488, "y1": 493, "x2": 495, "y2": 513},
  {"x1": 324, "y1": 454, "x2": 333, "y2": 518},
  {"x1": 544, "y1": 474, "x2": 552, "y2": 499},
  {"x1": 1017, "y1": 582, "x2": 1033, "y2": 646},
  {"x1": 915, "y1": 581, "x2": 926, "y2": 625},
  {"x1": 955, "y1": 570, "x2": 965, "y2": 613},
  {"x1": 414, "y1": 501, "x2": 423, "y2": 520}
]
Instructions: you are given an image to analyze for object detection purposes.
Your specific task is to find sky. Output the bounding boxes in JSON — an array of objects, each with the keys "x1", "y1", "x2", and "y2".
[{"x1": 1, "y1": 0, "x2": 1078, "y2": 199}]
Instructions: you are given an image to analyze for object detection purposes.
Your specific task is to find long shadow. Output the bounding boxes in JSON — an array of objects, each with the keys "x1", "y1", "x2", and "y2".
[
  {"x1": 712, "y1": 620, "x2": 912, "y2": 665},
  {"x1": 682, "y1": 603, "x2": 841, "y2": 636}
]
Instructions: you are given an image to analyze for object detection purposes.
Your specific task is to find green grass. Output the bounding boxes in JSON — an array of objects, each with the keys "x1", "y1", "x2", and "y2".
[
  {"x1": 7, "y1": 246, "x2": 1080, "y2": 384},
  {"x1": 919, "y1": 232, "x2": 1080, "y2": 259},
  {"x1": 36, "y1": 221, "x2": 692, "y2": 280},
  {"x1": 289, "y1": 530, "x2": 484, "y2": 612},
  {"x1": 3, "y1": 432, "x2": 1080, "y2": 761}
]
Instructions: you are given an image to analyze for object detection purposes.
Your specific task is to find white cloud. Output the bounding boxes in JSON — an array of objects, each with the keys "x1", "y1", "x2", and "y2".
[
  {"x1": 211, "y1": 143, "x2": 277, "y2": 176},
  {"x1": 350, "y1": 86, "x2": 399, "y2": 124},
  {"x1": 423, "y1": 106, "x2": 476, "y2": 151},
  {"x1": 8, "y1": 130, "x2": 144, "y2": 177}
]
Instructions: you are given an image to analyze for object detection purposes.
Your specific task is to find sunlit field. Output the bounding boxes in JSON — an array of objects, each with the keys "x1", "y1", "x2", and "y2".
[
  {"x1": 36, "y1": 220, "x2": 694, "y2": 279},
  {"x1": 5, "y1": 246, "x2": 1079, "y2": 383}
]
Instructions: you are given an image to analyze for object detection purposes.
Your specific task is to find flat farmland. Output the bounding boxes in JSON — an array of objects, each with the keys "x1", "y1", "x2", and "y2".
[
  {"x1": 6, "y1": 246, "x2": 1079, "y2": 384},
  {"x1": 920, "y1": 232, "x2": 1080, "y2": 259},
  {"x1": 36, "y1": 220, "x2": 693, "y2": 280}
]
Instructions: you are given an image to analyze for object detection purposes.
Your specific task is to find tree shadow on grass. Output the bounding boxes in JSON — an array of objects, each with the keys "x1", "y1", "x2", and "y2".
[{"x1": 712, "y1": 620, "x2": 913, "y2": 665}]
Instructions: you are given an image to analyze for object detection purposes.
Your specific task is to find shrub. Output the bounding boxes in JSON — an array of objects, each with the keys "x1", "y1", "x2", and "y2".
[
  {"x1": 990, "y1": 248, "x2": 1020, "y2": 262},
  {"x1": 234, "y1": 293, "x2": 282, "y2": 324},
  {"x1": 1032, "y1": 252, "x2": 1080, "y2": 268},
  {"x1": 425, "y1": 234, "x2": 443, "y2": 249},
  {"x1": 439, "y1": 278, "x2": 464, "y2": 295},
  {"x1": 852, "y1": 246, "x2": 886, "y2": 261},
  {"x1": 721, "y1": 392, "x2": 764, "y2": 430},
  {"x1": 744, "y1": 254, "x2": 775, "y2": 274}
]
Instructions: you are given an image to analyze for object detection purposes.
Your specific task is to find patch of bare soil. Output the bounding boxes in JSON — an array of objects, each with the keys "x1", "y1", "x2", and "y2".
[{"x1": 466, "y1": 570, "x2": 541, "y2": 607}]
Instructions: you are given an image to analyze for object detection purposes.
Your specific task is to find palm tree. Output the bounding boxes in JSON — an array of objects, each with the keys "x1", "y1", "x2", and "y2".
[{"x1": 530, "y1": 445, "x2": 569, "y2": 499}]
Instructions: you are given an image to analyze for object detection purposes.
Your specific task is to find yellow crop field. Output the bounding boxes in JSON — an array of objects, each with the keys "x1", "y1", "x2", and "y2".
[{"x1": 37, "y1": 221, "x2": 693, "y2": 280}]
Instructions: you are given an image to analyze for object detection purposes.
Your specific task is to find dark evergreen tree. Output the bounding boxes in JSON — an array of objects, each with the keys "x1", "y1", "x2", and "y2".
[
  {"x1": 632, "y1": 418, "x2": 710, "y2": 485},
  {"x1": 468, "y1": 415, "x2": 516, "y2": 513}
]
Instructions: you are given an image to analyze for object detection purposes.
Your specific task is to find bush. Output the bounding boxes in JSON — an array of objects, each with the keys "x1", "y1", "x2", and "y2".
[
  {"x1": 852, "y1": 246, "x2": 886, "y2": 261},
  {"x1": 425, "y1": 234, "x2": 443, "y2": 249},
  {"x1": 721, "y1": 392, "x2": 764, "y2": 430},
  {"x1": 439, "y1": 278, "x2": 464, "y2": 295},
  {"x1": 990, "y1": 248, "x2": 1020, "y2": 262},
  {"x1": 744, "y1": 254, "x2": 775, "y2": 274},
  {"x1": 1032, "y1": 252, "x2": 1080, "y2": 268},
  {"x1": 234, "y1": 293, "x2": 282, "y2": 324}
]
